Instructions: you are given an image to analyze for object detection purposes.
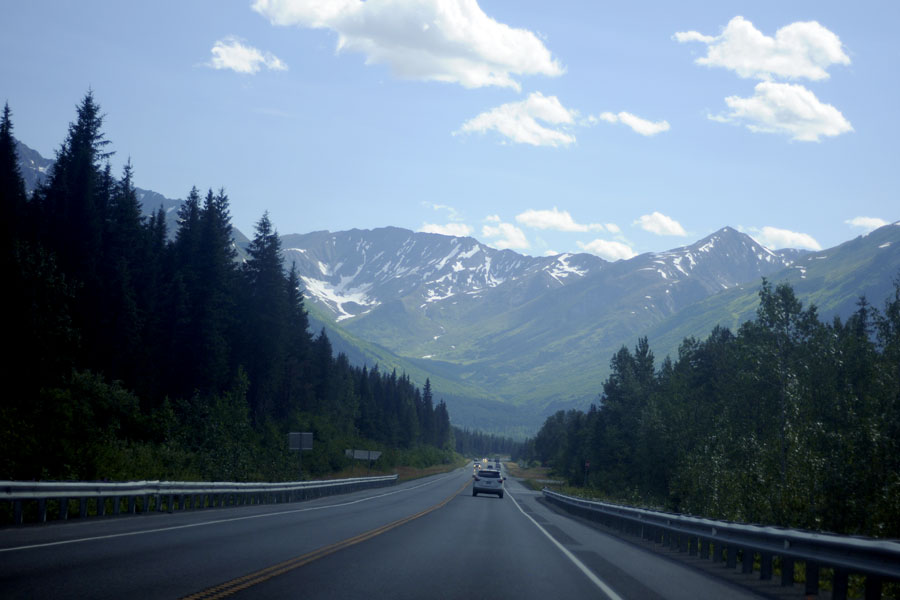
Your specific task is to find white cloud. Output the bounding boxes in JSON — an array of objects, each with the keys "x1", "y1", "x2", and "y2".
[
  {"x1": 577, "y1": 239, "x2": 636, "y2": 261},
  {"x1": 457, "y1": 92, "x2": 577, "y2": 147},
  {"x1": 252, "y1": 0, "x2": 563, "y2": 90},
  {"x1": 634, "y1": 212, "x2": 687, "y2": 236},
  {"x1": 481, "y1": 221, "x2": 529, "y2": 250},
  {"x1": 845, "y1": 216, "x2": 889, "y2": 232},
  {"x1": 515, "y1": 207, "x2": 605, "y2": 232},
  {"x1": 755, "y1": 226, "x2": 822, "y2": 250},
  {"x1": 604, "y1": 223, "x2": 621, "y2": 234},
  {"x1": 424, "y1": 202, "x2": 464, "y2": 222},
  {"x1": 675, "y1": 16, "x2": 850, "y2": 81},
  {"x1": 484, "y1": 214, "x2": 501, "y2": 223},
  {"x1": 420, "y1": 222, "x2": 473, "y2": 236},
  {"x1": 208, "y1": 36, "x2": 287, "y2": 74},
  {"x1": 716, "y1": 81, "x2": 852, "y2": 142},
  {"x1": 598, "y1": 111, "x2": 670, "y2": 136}
]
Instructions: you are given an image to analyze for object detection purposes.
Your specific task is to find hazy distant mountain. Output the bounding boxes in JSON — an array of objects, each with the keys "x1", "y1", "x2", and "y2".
[{"x1": 15, "y1": 138, "x2": 250, "y2": 251}]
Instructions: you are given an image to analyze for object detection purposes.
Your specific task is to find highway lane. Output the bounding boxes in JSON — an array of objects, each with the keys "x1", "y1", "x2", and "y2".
[
  {"x1": 0, "y1": 472, "x2": 468, "y2": 599},
  {"x1": 0, "y1": 468, "x2": 766, "y2": 599}
]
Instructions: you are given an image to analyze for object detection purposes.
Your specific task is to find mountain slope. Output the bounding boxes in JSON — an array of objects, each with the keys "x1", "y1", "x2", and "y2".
[
  {"x1": 281, "y1": 225, "x2": 812, "y2": 422},
  {"x1": 646, "y1": 222, "x2": 900, "y2": 360}
]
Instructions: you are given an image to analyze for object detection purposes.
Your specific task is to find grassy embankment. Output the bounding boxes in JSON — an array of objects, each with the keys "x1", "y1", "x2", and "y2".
[
  {"x1": 503, "y1": 462, "x2": 563, "y2": 491},
  {"x1": 323, "y1": 454, "x2": 468, "y2": 483}
]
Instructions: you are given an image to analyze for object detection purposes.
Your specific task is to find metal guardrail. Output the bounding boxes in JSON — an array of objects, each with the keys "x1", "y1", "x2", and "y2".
[
  {"x1": 1, "y1": 475, "x2": 398, "y2": 525},
  {"x1": 543, "y1": 488, "x2": 900, "y2": 600}
]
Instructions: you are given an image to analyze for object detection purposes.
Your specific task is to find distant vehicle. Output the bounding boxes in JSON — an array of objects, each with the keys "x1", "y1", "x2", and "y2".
[{"x1": 473, "y1": 469, "x2": 504, "y2": 498}]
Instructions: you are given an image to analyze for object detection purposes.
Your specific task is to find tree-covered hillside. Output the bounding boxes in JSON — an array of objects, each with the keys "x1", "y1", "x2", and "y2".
[{"x1": 0, "y1": 94, "x2": 456, "y2": 482}]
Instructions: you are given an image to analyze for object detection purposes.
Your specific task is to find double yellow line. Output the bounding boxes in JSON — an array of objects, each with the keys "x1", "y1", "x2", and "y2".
[{"x1": 182, "y1": 478, "x2": 471, "y2": 599}]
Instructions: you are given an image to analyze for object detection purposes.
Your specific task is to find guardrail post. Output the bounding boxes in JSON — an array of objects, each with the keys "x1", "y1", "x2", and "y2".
[
  {"x1": 13, "y1": 499, "x2": 23, "y2": 525},
  {"x1": 781, "y1": 556, "x2": 794, "y2": 586},
  {"x1": 805, "y1": 562, "x2": 819, "y2": 596},
  {"x1": 98, "y1": 497, "x2": 106, "y2": 517},
  {"x1": 832, "y1": 568, "x2": 848, "y2": 600},
  {"x1": 58, "y1": 497, "x2": 68, "y2": 520},
  {"x1": 688, "y1": 536, "x2": 697, "y2": 556},
  {"x1": 760, "y1": 553, "x2": 772, "y2": 580},
  {"x1": 864, "y1": 575, "x2": 882, "y2": 600},
  {"x1": 113, "y1": 496, "x2": 121, "y2": 516},
  {"x1": 742, "y1": 549, "x2": 754, "y2": 574},
  {"x1": 726, "y1": 545, "x2": 736, "y2": 569},
  {"x1": 128, "y1": 496, "x2": 136, "y2": 514},
  {"x1": 79, "y1": 497, "x2": 88, "y2": 519},
  {"x1": 142, "y1": 495, "x2": 150, "y2": 513},
  {"x1": 38, "y1": 498, "x2": 47, "y2": 522}
]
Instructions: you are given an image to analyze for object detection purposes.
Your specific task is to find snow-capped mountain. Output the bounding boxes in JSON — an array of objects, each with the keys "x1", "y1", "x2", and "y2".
[
  {"x1": 283, "y1": 225, "x2": 797, "y2": 326},
  {"x1": 284, "y1": 223, "x2": 898, "y2": 433},
  {"x1": 281, "y1": 227, "x2": 606, "y2": 322}
]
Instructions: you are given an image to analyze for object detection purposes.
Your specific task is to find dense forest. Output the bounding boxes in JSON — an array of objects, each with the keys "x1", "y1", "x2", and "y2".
[
  {"x1": 524, "y1": 279, "x2": 900, "y2": 537},
  {"x1": 0, "y1": 93, "x2": 465, "y2": 482}
]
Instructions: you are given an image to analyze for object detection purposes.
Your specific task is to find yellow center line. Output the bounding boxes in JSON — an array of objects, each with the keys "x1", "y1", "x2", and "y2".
[{"x1": 181, "y1": 478, "x2": 471, "y2": 600}]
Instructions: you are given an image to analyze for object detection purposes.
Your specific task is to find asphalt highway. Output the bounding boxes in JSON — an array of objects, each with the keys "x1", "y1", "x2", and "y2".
[{"x1": 0, "y1": 467, "x2": 765, "y2": 599}]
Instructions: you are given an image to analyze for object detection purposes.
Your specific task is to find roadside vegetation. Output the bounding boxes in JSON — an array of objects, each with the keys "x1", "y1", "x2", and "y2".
[{"x1": 523, "y1": 279, "x2": 900, "y2": 539}]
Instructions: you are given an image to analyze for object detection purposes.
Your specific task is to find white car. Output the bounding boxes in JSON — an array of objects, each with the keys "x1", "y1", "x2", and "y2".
[{"x1": 472, "y1": 469, "x2": 504, "y2": 498}]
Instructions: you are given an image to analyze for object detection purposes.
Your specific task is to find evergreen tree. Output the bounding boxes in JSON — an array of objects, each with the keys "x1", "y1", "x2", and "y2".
[
  {"x1": 0, "y1": 102, "x2": 27, "y2": 242},
  {"x1": 241, "y1": 211, "x2": 289, "y2": 421}
]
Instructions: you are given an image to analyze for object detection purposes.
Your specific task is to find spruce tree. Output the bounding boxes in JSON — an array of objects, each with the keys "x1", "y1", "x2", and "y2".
[{"x1": 0, "y1": 102, "x2": 27, "y2": 242}]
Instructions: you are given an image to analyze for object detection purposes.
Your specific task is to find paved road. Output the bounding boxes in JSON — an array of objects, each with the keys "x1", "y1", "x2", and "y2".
[{"x1": 0, "y1": 468, "x2": 763, "y2": 599}]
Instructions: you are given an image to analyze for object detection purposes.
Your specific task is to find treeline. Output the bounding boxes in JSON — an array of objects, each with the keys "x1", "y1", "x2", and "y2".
[
  {"x1": 453, "y1": 427, "x2": 521, "y2": 459},
  {"x1": 524, "y1": 280, "x2": 900, "y2": 538},
  {"x1": 0, "y1": 93, "x2": 454, "y2": 482}
]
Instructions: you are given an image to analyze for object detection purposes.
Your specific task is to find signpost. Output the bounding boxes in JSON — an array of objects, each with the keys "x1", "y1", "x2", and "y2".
[
  {"x1": 289, "y1": 432, "x2": 313, "y2": 479},
  {"x1": 345, "y1": 449, "x2": 382, "y2": 475}
]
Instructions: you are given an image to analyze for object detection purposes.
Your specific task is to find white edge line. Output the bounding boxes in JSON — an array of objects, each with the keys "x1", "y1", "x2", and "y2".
[
  {"x1": 0, "y1": 473, "x2": 454, "y2": 553},
  {"x1": 507, "y1": 488, "x2": 625, "y2": 600}
]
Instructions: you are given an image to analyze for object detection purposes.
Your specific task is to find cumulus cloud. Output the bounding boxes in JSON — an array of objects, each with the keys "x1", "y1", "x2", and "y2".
[
  {"x1": 674, "y1": 16, "x2": 850, "y2": 81},
  {"x1": 715, "y1": 81, "x2": 852, "y2": 142},
  {"x1": 482, "y1": 221, "x2": 529, "y2": 250},
  {"x1": 604, "y1": 223, "x2": 621, "y2": 234},
  {"x1": 577, "y1": 239, "x2": 636, "y2": 261},
  {"x1": 252, "y1": 0, "x2": 563, "y2": 90},
  {"x1": 208, "y1": 36, "x2": 287, "y2": 74},
  {"x1": 457, "y1": 92, "x2": 577, "y2": 147},
  {"x1": 845, "y1": 216, "x2": 889, "y2": 232},
  {"x1": 634, "y1": 212, "x2": 687, "y2": 236},
  {"x1": 515, "y1": 207, "x2": 606, "y2": 232},
  {"x1": 597, "y1": 111, "x2": 670, "y2": 136},
  {"x1": 421, "y1": 222, "x2": 473, "y2": 236},
  {"x1": 755, "y1": 226, "x2": 822, "y2": 250}
]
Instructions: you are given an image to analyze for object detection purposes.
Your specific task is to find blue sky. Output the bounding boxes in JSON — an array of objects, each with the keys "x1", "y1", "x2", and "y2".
[{"x1": 2, "y1": 1, "x2": 897, "y2": 259}]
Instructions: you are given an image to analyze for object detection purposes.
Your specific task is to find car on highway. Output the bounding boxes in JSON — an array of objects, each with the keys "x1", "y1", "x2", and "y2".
[{"x1": 472, "y1": 468, "x2": 504, "y2": 498}]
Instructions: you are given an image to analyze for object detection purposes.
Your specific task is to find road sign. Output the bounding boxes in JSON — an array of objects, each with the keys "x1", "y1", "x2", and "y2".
[
  {"x1": 345, "y1": 449, "x2": 382, "y2": 461},
  {"x1": 289, "y1": 432, "x2": 313, "y2": 451}
]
